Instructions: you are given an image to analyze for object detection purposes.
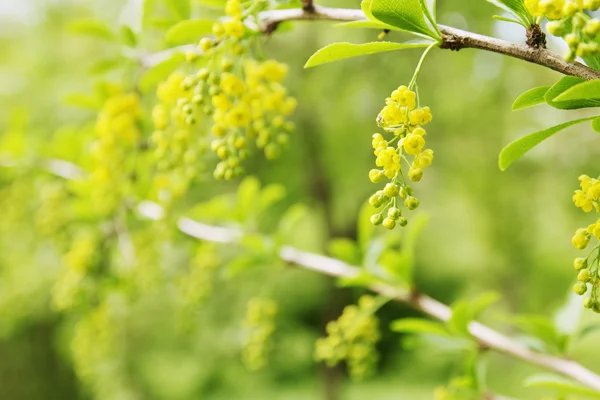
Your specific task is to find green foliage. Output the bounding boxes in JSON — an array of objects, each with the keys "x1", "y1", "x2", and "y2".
[
  {"x1": 304, "y1": 41, "x2": 431, "y2": 68},
  {"x1": 368, "y1": 0, "x2": 440, "y2": 39},
  {"x1": 487, "y1": 0, "x2": 534, "y2": 27}
]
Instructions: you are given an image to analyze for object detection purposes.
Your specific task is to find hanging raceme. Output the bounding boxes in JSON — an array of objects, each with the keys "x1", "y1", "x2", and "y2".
[
  {"x1": 150, "y1": 0, "x2": 297, "y2": 202},
  {"x1": 368, "y1": 83, "x2": 434, "y2": 229},
  {"x1": 571, "y1": 174, "x2": 600, "y2": 312}
]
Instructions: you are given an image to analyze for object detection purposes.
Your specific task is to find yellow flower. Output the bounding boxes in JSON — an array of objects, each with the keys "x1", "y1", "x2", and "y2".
[
  {"x1": 375, "y1": 147, "x2": 401, "y2": 178},
  {"x1": 573, "y1": 228, "x2": 590, "y2": 249},
  {"x1": 260, "y1": 60, "x2": 288, "y2": 82},
  {"x1": 226, "y1": 104, "x2": 251, "y2": 127},
  {"x1": 220, "y1": 73, "x2": 245, "y2": 97},
  {"x1": 403, "y1": 134, "x2": 425, "y2": 155},
  {"x1": 224, "y1": 19, "x2": 245, "y2": 39},
  {"x1": 573, "y1": 190, "x2": 594, "y2": 212},
  {"x1": 409, "y1": 107, "x2": 433, "y2": 126},
  {"x1": 390, "y1": 85, "x2": 416, "y2": 110},
  {"x1": 379, "y1": 103, "x2": 407, "y2": 126},
  {"x1": 212, "y1": 93, "x2": 232, "y2": 110}
]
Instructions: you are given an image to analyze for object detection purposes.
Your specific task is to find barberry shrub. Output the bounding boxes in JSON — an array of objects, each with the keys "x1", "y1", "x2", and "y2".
[{"x1": 2, "y1": 0, "x2": 600, "y2": 399}]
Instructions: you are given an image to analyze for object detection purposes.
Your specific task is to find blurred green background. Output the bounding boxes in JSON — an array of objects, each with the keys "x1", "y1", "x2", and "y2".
[{"x1": 1, "y1": 0, "x2": 600, "y2": 399}]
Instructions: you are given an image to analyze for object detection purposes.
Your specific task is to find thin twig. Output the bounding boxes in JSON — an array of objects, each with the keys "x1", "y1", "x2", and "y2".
[{"x1": 258, "y1": 5, "x2": 600, "y2": 80}]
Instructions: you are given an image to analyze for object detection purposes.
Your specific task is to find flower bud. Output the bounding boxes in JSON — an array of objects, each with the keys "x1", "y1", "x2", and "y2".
[
  {"x1": 382, "y1": 217, "x2": 396, "y2": 230},
  {"x1": 574, "y1": 282, "x2": 588, "y2": 295},
  {"x1": 405, "y1": 196, "x2": 419, "y2": 210}
]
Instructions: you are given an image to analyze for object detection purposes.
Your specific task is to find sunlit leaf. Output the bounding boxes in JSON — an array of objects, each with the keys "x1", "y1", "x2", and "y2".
[
  {"x1": 554, "y1": 79, "x2": 600, "y2": 102},
  {"x1": 545, "y1": 76, "x2": 600, "y2": 109},
  {"x1": 370, "y1": 0, "x2": 438, "y2": 38},
  {"x1": 391, "y1": 318, "x2": 450, "y2": 336},
  {"x1": 499, "y1": 117, "x2": 596, "y2": 171},
  {"x1": 304, "y1": 41, "x2": 431, "y2": 69},
  {"x1": 67, "y1": 19, "x2": 116, "y2": 41},
  {"x1": 524, "y1": 374, "x2": 600, "y2": 398},
  {"x1": 165, "y1": 18, "x2": 214, "y2": 45},
  {"x1": 512, "y1": 86, "x2": 550, "y2": 110}
]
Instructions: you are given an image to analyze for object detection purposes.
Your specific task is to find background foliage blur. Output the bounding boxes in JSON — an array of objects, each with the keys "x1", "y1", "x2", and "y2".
[{"x1": 1, "y1": 0, "x2": 600, "y2": 399}]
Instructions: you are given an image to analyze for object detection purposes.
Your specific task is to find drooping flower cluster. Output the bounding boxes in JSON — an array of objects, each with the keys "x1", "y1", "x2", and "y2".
[
  {"x1": 525, "y1": 0, "x2": 600, "y2": 61},
  {"x1": 88, "y1": 88, "x2": 142, "y2": 215},
  {"x1": 151, "y1": 0, "x2": 296, "y2": 200},
  {"x1": 314, "y1": 295, "x2": 381, "y2": 380},
  {"x1": 571, "y1": 174, "x2": 600, "y2": 312},
  {"x1": 242, "y1": 297, "x2": 278, "y2": 371},
  {"x1": 368, "y1": 85, "x2": 434, "y2": 229}
]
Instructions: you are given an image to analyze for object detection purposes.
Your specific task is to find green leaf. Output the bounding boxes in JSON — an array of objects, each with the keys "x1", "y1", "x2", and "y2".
[
  {"x1": 391, "y1": 318, "x2": 450, "y2": 336},
  {"x1": 487, "y1": 0, "x2": 531, "y2": 25},
  {"x1": 370, "y1": 0, "x2": 438, "y2": 38},
  {"x1": 165, "y1": 18, "x2": 214, "y2": 45},
  {"x1": 235, "y1": 176, "x2": 260, "y2": 223},
  {"x1": 447, "y1": 293, "x2": 499, "y2": 337},
  {"x1": 337, "y1": 270, "x2": 378, "y2": 288},
  {"x1": 554, "y1": 79, "x2": 600, "y2": 102},
  {"x1": 492, "y1": 15, "x2": 523, "y2": 25},
  {"x1": 328, "y1": 238, "x2": 361, "y2": 265},
  {"x1": 88, "y1": 57, "x2": 127, "y2": 75},
  {"x1": 499, "y1": 117, "x2": 596, "y2": 171},
  {"x1": 512, "y1": 86, "x2": 550, "y2": 110},
  {"x1": 584, "y1": 55, "x2": 600, "y2": 72},
  {"x1": 594, "y1": 117, "x2": 600, "y2": 133},
  {"x1": 67, "y1": 19, "x2": 116, "y2": 41},
  {"x1": 258, "y1": 184, "x2": 286, "y2": 211},
  {"x1": 162, "y1": 0, "x2": 191, "y2": 19},
  {"x1": 304, "y1": 41, "x2": 430, "y2": 68},
  {"x1": 509, "y1": 315, "x2": 564, "y2": 352},
  {"x1": 334, "y1": 21, "x2": 402, "y2": 31},
  {"x1": 120, "y1": 25, "x2": 137, "y2": 47},
  {"x1": 138, "y1": 52, "x2": 185, "y2": 93},
  {"x1": 524, "y1": 374, "x2": 600, "y2": 398},
  {"x1": 545, "y1": 76, "x2": 600, "y2": 109},
  {"x1": 361, "y1": 0, "x2": 376, "y2": 21}
]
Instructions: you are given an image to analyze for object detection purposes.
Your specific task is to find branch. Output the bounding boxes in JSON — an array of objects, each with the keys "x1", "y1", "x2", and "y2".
[
  {"x1": 134, "y1": 202, "x2": 600, "y2": 392},
  {"x1": 36, "y1": 159, "x2": 600, "y2": 391},
  {"x1": 258, "y1": 5, "x2": 600, "y2": 80}
]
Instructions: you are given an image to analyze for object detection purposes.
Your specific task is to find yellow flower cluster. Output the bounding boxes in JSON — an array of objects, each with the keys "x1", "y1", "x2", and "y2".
[
  {"x1": 314, "y1": 295, "x2": 381, "y2": 380},
  {"x1": 571, "y1": 174, "x2": 600, "y2": 312},
  {"x1": 526, "y1": 0, "x2": 600, "y2": 60},
  {"x1": 90, "y1": 89, "x2": 142, "y2": 215},
  {"x1": 242, "y1": 297, "x2": 278, "y2": 371},
  {"x1": 369, "y1": 85, "x2": 434, "y2": 229},
  {"x1": 151, "y1": 72, "x2": 207, "y2": 200},
  {"x1": 52, "y1": 233, "x2": 97, "y2": 311},
  {"x1": 150, "y1": 0, "x2": 296, "y2": 194}
]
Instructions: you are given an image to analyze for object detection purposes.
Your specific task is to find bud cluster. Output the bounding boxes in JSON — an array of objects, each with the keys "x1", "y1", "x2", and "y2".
[
  {"x1": 242, "y1": 297, "x2": 278, "y2": 371},
  {"x1": 314, "y1": 295, "x2": 381, "y2": 380}
]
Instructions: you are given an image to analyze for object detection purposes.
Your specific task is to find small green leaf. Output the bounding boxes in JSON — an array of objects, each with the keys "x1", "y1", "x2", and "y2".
[
  {"x1": 509, "y1": 315, "x2": 564, "y2": 352},
  {"x1": 448, "y1": 301, "x2": 472, "y2": 336},
  {"x1": 334, "y1": 21, "x2": 402, "y2": 31},
  {"x1": 162, "y1": 0, "x2": 191, "y2": 19},
  {"x1": 391, "y1": 318, "x2": 450, "y2": 336},
  {"x1": 337, "y1": 270, "x2": 378, "y2": 288},
  {"x1": 165, "y1": 18, "x2": 214, "y2": 45},
  {"x1": 594, "y1": 117, "x2": 600, "y2": 132},
  {"x1": 88, "y1": 57, "x2": 127, "y2": 75},
  {"x1": 584, "y1": 55, "x2": 600, "y2": 72},
  {"x1": 120, "y1": 25, "x2": 137, "y2": 47},
  {"x1": 370, "y1": 0, "x2": 439, "y2": 38},
  {"x1": 304, "y1": 41, "x2": 431, "y2": 68},
  {"x1": 492, "y1": 15, "x2": 523, "y2": 25},
  {"x1": 524, "y1": 374, "x2": 600, "y2": 398},
  {"x1": 138, "y1": 52, "x2": 185, "y2": 93},
  {"x1": 361, "y1": 0, "x2": 376, "y2": 20},
  {"x1": 554, "y1": 79, "x2": 600, "y2": 102},
  {"x1": 487, "y1": 0, "x2": 531, "y2": 26},
  {"x1": 545, "y1": 76, "x2": 600, "y2": 109},
  {"x1": 328, "y1": 238, "x2": 361, "y2": 265},
  {"x1": 235, "y1": 176, "x2": 260, "y2": 222},
  {"x1": 499, "y1": 117, "x2": 596, "y2": 170},
  {"x1": 512, "y1": 86, "x2": 550, "y2": 110},
  {"x1": 67, "y1": 19, "x2": 116, "y2": 41}
]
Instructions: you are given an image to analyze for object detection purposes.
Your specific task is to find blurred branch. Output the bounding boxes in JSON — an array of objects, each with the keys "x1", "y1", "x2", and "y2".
[
  {"x1": 36, "y1": 158, "x2": 600, "y2": 392},
  {"x1": 257, "y1": 5, "x2": 600, "y2": 80},
  {"x1": 137, "y1": 203, "x2": 600, "y2": 392}
]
